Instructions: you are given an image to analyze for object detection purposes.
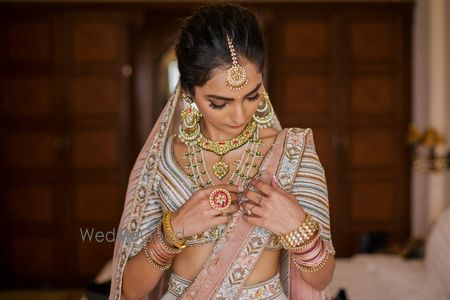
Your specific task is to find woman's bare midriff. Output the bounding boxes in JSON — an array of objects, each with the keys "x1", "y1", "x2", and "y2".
[{"x1": 172, "y1": 242, "x2": 280, "y2": 285}]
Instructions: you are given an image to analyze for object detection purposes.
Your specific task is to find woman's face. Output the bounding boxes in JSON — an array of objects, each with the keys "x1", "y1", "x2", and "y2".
[{"x1": 193, "y1": 58, "x2": 264, "y2": 139}]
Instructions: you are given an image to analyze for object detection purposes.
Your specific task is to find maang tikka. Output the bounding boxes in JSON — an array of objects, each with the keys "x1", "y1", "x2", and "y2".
[{"x1": 225, "y1": 34, "x2": 248, "y2": 90}]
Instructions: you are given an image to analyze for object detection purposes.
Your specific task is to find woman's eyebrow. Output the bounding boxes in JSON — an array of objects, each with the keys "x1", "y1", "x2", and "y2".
[{"x1": 205, "y1": 82, "x2": 262, "y2": 101}]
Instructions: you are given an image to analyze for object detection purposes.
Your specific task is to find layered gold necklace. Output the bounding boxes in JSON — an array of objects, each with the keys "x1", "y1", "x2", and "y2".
[
  {"x1": 183, "y1": 127, "x2": 264, "y2": 190},
  {"x1": 185, "y1": 120, "x2": 257, "y2": 180}
]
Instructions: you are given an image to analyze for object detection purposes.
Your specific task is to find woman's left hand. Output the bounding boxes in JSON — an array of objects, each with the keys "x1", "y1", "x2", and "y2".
[{"x1": 241, "y1": 177, "x2": 306, "y2": 235}]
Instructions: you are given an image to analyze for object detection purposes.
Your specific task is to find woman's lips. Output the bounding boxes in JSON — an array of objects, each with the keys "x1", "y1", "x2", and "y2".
[{"x1": 228, "y1": 124, "x2": 244, "y2": 129}]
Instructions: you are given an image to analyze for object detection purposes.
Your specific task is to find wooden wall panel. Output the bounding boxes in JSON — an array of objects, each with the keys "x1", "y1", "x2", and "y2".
[
  {"x1": 7, "y1": 185, "x2": 53, "y2": 224},
  {"x1": 10, "y1": 238, "x2": 55, "y2": 278},
  {"x1": 270, "y1": 3, "x2": 411, "y2": 256},
  {"x1": 311, "y1": 127, "x2": 333, "y2": 167},
  {"x1": 3, "y1": 22, "x2": 51, "y2": 63},
  {"x1": 349, "y1": 129, "x2": 396, "y2": 168},
  {"x1": 77, "y1": 238, "x2": 114, "y2": 277},
  {"x1": 75, "y1": 183, "x2": 122, "y2": 223},
  {"x1": 350, "y1": 75, "x2": 394, "y2": 115},
  {"x1": 283, "y1": 74, "x2": 329, "y2": 114},
  {"x1": 1, "y1": 76, "x2": 53, "y2": 116},
  {"x1": 72, "y1": 20, "x2": 120, "y2": 63},
  {"x1": 73, "y1": 130, "x2": 121, "y2": 168},
  {"x1": 350, "y1": 181, "x2": 395, "y2": 221},
  {"x1": 283, "y1": 20, "x2": 329, "y2": 60},
  {"x1": 71, "y1": 75, "x2": 119, "y2": 115},
  {"x1": 5, "y1": 130, "x2": 57, "y2": 168},
  {"x1": 67, "y1": 15, "x2": 131, "y2": 285},
  {"x1": 0, "y1": 10, "x2": 134, "y2": 287},
  {"x1": 349, "y1": 20, "x2": 395, "y2": 61}
]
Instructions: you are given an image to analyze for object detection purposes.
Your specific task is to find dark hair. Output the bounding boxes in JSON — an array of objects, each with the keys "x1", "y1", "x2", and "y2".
[{"x1": 175, "y1": 3, "x2": 265, "y2": 96}]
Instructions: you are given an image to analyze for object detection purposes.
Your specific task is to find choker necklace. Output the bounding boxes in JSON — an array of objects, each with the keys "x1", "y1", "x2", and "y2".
[
  {"x1": 196, "y1": 120, "x2": 257, "y2": 179},
  {"x1": 197, "y1": 120, "x2": 257, "y2": 155},
  {"x1": 183, "y1": 127, "x2": 265, "y2": 190}
]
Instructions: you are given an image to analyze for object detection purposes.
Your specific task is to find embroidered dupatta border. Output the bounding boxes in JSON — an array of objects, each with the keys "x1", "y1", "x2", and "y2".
[
  {"x1": 277, "y1": 128, "x2": 328, "y2": 300},
  {"x1": 110, "y1": 86, "x2": 179, "y2": 300},
  {"x1": 216, "y1": 128, "x2": 310, "y2": 299},
  {"x1": 276, "y1": 128, "x2": 310, "y2": 298}
]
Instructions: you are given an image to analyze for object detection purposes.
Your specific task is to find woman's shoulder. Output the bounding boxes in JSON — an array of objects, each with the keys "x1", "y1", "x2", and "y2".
[
  {"x1": 259, "y1": 126, "x2": 279, "y2": 140},
  {"x1": 259, "y1": 127, "x2": 316, "y2": 151},
  {"x1": 283, "y1": 127, "x2": 316, "y2": 143},
  {"x1": 283, "y1": 126, "x2": 313, "y2": 134}
]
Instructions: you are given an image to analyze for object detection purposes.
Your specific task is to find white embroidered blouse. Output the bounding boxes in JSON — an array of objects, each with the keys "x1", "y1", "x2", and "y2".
[{"x1": 129, "y1": 128, "x2": 333, "y2": 257}]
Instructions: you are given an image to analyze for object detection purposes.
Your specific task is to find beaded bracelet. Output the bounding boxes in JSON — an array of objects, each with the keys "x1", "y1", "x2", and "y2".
[
  {"x1": 162, "y1": 211, "x2": 186, "y2": 250},
  {"x1": 278, "y1": 213, "x2": 320, "y2": 250},
  {"x1": 143, "y1": 236, "x2": 171, "y2": 270},
  {"x1": 293, "y1": 253, "x2": 330, "y2": 273}
]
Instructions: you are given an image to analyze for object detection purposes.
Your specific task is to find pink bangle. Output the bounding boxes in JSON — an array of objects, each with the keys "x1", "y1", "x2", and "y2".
[
  {"x1": 300, "y1": 243, "x2": 327, "y2": 267},
  {"x1": 292, "y1": 238, "x2": 328, "y2": 269}
]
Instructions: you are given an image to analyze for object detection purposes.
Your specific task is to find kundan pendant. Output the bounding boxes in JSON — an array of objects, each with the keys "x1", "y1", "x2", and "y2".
[{"x1": 212, "y1": 158, "x2": 229, "y2": 180}]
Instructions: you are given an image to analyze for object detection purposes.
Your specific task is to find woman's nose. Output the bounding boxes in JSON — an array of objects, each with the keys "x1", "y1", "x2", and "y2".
[{"x1": 230, "y1": 104, "x2": 246, "y2": 125}]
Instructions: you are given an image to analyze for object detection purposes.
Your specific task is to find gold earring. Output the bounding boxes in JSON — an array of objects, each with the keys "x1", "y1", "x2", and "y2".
[
  {"x1": 179, "y1": 93, "x2": 201, "y2": 144},
  {"x1": 252, "y1": 91, "x2": 274, "y2": 129}
]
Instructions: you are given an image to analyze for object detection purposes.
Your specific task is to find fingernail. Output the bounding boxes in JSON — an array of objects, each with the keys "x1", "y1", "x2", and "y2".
[{"x1": 238, "y1": 186, "x2": 244, "y2": 192}]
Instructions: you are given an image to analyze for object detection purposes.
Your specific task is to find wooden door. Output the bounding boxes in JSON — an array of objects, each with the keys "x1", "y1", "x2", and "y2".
[
  {"x1": 0, "y1": 8, "x2": 136, "y2": 286},
  {"x1": 0, "y1": 14, "x2": 64, "y2": 285},
  {"x1": 268, "y1": 3, "x2": 412, "y2": 256}
]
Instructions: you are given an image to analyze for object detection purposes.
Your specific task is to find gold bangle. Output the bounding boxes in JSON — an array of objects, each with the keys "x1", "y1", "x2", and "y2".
[
  {"x1": 162, "y1": 211, "x2": 186, "y2": 250},
  {"x1": 293, "y1": 253, "x2": 329, "y2": 273},
  {"x1": 143, "y1": 241, "x2": 171, "y2": 270},
  {"x1": 278, "y1": 213, "x2": 320, "y2": 250},
  {"x1": 156, "y1": 222, "x2": 183, "y2": 254},
  {"x1": 289, "y1": 231, "x2": 321, "y2": 252}
]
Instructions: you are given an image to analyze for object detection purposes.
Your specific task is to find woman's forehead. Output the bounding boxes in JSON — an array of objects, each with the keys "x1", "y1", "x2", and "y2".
[{"x1": 198, "y1": 60, "x2": 262, "y2": 96}]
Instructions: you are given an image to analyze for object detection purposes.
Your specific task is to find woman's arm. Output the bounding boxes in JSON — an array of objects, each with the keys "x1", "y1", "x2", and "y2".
[
  {"x1": 291, "y1": 129, "x2": 335, "y2": 289},
  {"x1": 120, "y1": 180, "x2": 166, "y2": 300},
  {"x1": 299, "y1": 254, "x2": 335, "y2": 290},
  {"x1": 122, "y1": 242, "x2": 165, "y2": 300},
  {"x1": 122, "y1": 183, "x2": 241, "y2": 299}
]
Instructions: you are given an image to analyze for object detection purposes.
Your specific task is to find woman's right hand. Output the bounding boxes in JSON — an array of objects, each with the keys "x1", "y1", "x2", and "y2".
[{"x1": 170, "y1": 184, "x2": 241, "y2": 240}]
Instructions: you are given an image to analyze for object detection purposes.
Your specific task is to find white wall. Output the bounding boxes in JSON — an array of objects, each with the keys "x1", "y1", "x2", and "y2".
[{"x1": 412, "y1": 0, "x2": 450, "y2": 237}]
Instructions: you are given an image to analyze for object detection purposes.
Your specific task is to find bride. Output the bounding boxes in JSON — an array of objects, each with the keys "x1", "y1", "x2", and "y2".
[{"x1": 110, "y1": 3, "x2": 335, "y2": 300}]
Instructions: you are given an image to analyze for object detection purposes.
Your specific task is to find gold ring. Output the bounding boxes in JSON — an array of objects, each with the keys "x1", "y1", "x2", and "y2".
[{"x1": 209, "y1": 188, "x2": 232, "y2": 212}]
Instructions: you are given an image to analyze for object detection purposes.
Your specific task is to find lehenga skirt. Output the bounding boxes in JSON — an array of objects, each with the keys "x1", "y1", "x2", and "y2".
[{"x1": 161, "y1": 271, "x2": 288, "y2": 300}]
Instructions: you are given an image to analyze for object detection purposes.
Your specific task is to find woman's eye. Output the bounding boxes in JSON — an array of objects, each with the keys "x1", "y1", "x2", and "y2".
[
  {"x1": 209, "y1": 101, "x2": 227, "y2": 109},
  {"x1": 247, "y1": 93, "x2": 260, "y2": 101}
]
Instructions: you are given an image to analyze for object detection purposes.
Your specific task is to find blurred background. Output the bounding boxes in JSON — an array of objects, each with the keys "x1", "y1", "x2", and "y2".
[{"x1": 0, "y1": 0, "x2": 449, "y2": 299}]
